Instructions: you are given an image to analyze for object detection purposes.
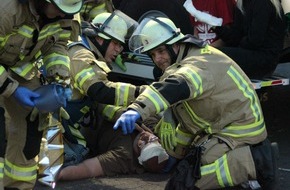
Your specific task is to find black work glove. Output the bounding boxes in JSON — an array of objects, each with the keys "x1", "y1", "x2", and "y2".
[{"x1": 165, "y1": 145, "x2": 202, "y2": 190}]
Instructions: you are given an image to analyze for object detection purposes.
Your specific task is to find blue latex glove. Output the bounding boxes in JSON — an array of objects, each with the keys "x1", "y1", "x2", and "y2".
[
  {"x1": 13, "y1": 86, "x2": 40, "y2": 107},
  {"x1": 113, "y1": 110, "x2": 140, "y2": 134},
  {"x1": 56, "y1": 86, "x2": 72, "y2": 107}
]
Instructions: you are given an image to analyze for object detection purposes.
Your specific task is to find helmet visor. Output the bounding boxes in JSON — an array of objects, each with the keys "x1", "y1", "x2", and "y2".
[{"x1": 92, "y1": 10, "x2": 138, "y2": 44}]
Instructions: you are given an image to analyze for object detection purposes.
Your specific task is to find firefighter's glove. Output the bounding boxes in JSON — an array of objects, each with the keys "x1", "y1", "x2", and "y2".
[
  {"x1": 115, "y1": 54, "x2": 127, "y2": 71},
  {"x1": 113, "y1": 110, "x2": 140, "y2": 135},
  {"x1": 13, "y1": 86, "x2": 40, "y2": 107},
  {"x1": 121, "y1": 52, "x2": 139, "y2": 62},
  {"x1": 165, "y1": 145, "x2": 202, "y2": 190},
  {"x1": 154, "y1": 109, "x2": 177, "y2": 151}
]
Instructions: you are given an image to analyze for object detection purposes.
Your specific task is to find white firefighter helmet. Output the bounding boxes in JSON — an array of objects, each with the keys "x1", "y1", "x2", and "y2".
[
  {"x1": 46, "y1": 0, "x2": 84, "y2": 15},
  {"x1": 129, "y1": 16, "x2": 185, "y2": 53},
  {"x1": 91, "y1": 10, "x2": 138, "y2": 44},
  {"x1": 281, "y1": 0, "x2": 290, "y2": 14}
]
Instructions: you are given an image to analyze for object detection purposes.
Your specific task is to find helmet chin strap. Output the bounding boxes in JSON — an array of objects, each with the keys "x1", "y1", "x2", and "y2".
[
  {"x1": 165, "y1": 45, "x2": 178, "y2": 64},
  {"x1": 147, "y1": 44, "x2": 178, "y2": 81},
  {"x1": 89, "y1": 36, "x2": 111, "y2": 58}
]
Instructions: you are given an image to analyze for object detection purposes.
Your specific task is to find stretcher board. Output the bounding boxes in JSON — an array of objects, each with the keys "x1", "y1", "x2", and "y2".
[{"x1": 38, "y1": 126, "x2": 64, "y2": 188}]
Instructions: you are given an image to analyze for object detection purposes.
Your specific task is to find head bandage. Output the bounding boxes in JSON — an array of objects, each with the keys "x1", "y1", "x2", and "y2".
[{"x1": 138, "y1": 142, "x2": 169, "y2": 165}]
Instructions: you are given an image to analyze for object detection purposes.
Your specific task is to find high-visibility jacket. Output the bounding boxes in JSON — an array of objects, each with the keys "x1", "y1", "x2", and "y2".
[
  {"x1": 68, "y1": 36, "x2": 141, "y2": 106},
  {"x1": 0, "y1": 0, "x2": 80, "y2": 97},
  {"x1": 63, "y1": 37, "x2": 142, "y2": 150},
  {"x1": 128, "y1": 44, "x2": 267, "y2": 157}
]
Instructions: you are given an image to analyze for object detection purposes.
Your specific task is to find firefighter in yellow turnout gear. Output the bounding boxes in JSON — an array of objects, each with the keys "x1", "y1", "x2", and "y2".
[
  {"x1": 0, "y1": 0, "x2": 83, "y2": 189},
  {"x1": 69, "y1": 10, "x2": 139, "y2": 104},
  {"x1": 113, "y1": 14, "x2": 278, "y2": 190},
  {"x1": 61, "y1": 10, "x2": 141, "y2": 167}
]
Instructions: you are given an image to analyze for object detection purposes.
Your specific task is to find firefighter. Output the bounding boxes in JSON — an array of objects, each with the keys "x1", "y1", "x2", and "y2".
[
  {"x1": 61, "y1": 10, "x2": 142, "y2": 167},
  {"x1": 113, "y1": 15, "x2": 278, "y2": 190},
  {"x1": 68, "y1": 10, "x2": 139, "y2": 104},
  {"x1": 0, "y1": 0, "x2": 83, "y2": 189}
]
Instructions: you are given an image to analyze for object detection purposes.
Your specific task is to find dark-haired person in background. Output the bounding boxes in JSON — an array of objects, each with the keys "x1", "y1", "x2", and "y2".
[{"x1": 214, "y1": 0, "x2": 287, "y2": 79}]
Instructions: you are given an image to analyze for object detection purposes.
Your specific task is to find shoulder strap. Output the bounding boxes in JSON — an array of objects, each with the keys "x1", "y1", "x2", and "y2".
[{"x1": 68, "y1": 35, "x2": 91, "y2": 50}]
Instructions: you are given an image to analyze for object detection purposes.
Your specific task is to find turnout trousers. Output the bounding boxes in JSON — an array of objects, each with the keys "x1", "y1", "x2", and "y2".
[
  {"x1": 3, "y1": 74, "x2": 42, "y2": 190},
  {"x1": 195, "y1": 136, "x2": 256, "y2": 189}
]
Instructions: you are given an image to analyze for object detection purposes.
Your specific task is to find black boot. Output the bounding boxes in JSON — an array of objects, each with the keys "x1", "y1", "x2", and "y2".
[{"x1": 250, "y1": 139, "x2": 279, "y2": 190}]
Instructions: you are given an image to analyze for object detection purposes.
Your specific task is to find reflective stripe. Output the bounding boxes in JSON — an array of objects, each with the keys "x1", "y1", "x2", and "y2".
[
  {"x1": 216, "y1": 154, "x2": 233, "y2": 187},
  {"x1": 74, "y1": 67, "x2": 95, "y2": 91},
  {"x1": 0, "y1": 161, "x2": 3, "y2": 178},
  {"x1": 0, "y1": 33, "x2": 14, "y2": 47},
  {"x1": 142, "y1": 86, "x2": 168, "y2": 113},
  {"x1": 59, "y1": 31, "x2": 71, "y2": 39},
  {"x1": 115, "y1": 83, "x2": 130, "y2": 106},
  {"x1": 11, "y1": 63, "x2": 34, "y2": 77},
  {"x1": 227, "y1": 66, "x2": 261, "y2": 121},
  {"x1": 220, "y1": 119, "x2": 265, "y2": 137},
  {"x1": 81, "y1": 3, "x2": 106, "y2": 18},
  {"x1": 4, "y1": 159, "x2": 37, "y2": 181},
  {"x1": 175, "y1": 126, "x2": 193, "y2": 146},
  {"x1": 35, "y1": 51, "x2": 42, "y2": 60},
  {"x1": 18, "y1": 25, "x2": 34, "y2": 38},
  {"x1": 201, "y1": 154, "x2": 233, "y2": 188},
  {"x1": 80, "y1": 106, "x2": 90, "y2": 114},
  {"x1": 102, "y1": 105, "x2": 122, "y2": 120},
  {"x1": 176, "y1": 67, "x2": 203, "y2": 98},
  {"x1": 10, "y1": 52, "x2": 42, "y2": 78},
  {"x1": 0, "y1": 25, "x2": 34, "y2": 48},
  {"x1": 38, "y1": 23, "x2": 71, "y2": 40},
  {"x1": 0, "y1": 66, "x2": 4, "y2": 75},
  {"x1": 44, "y1": 53, "x2": 70, "y2": 70},
  {"x1": 38, "y1": 23, "x2": 62, "y2": 41},
  {"x1": 68, "y1": 124, "x2": 86, "y2": 147},
  {"x1": 183, "y1": 101, "x2": 212, "y2": 134},
  {"x1": 89, "y1": 3, "x2": 107, "y2": 17}
]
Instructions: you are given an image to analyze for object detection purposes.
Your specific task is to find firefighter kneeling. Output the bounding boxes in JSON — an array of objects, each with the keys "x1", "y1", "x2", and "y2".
[{"x1": 113, "y1": 12, "x2": 279, "y2": 190}]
